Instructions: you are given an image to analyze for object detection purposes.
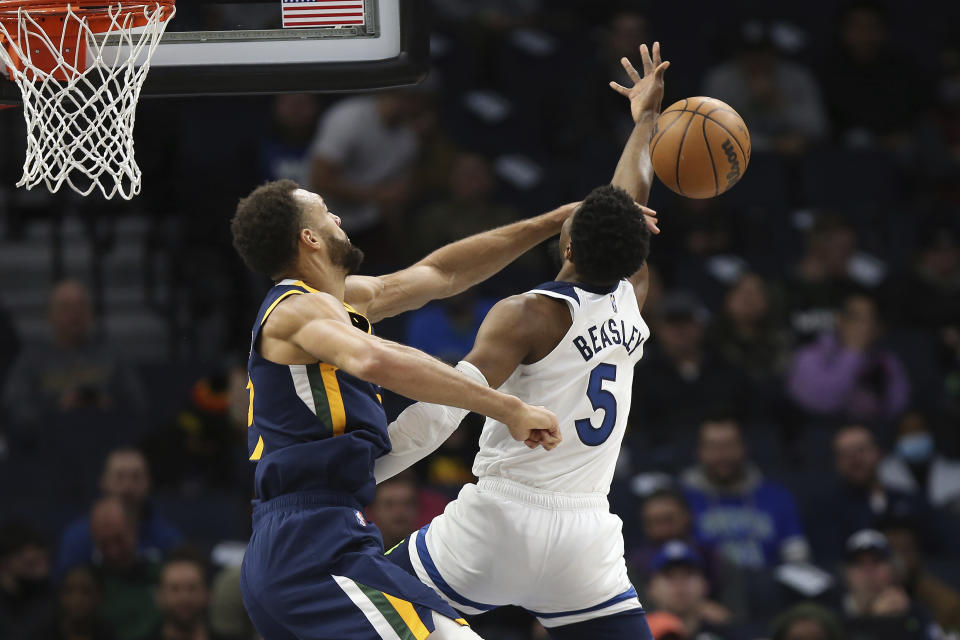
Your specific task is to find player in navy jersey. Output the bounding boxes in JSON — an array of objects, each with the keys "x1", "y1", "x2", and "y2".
[{"x1": 230, "y1": 178, "x2": 568, "y2": 640}]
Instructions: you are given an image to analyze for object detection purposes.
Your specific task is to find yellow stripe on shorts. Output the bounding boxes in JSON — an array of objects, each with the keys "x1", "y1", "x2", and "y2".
[{"x1": 381, "y1": 592, "x2": 430, "y2": 640}]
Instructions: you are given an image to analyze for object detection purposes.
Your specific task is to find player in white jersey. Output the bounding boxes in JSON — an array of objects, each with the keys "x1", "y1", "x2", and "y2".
[{"x1": 379, "y1": 43, "x2": 670, "y2": 638}]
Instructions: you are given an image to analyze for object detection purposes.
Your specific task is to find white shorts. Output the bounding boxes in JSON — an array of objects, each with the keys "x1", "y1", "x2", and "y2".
[{"x1": 406, "y1": 476, "x2": 642, "y2": 627}]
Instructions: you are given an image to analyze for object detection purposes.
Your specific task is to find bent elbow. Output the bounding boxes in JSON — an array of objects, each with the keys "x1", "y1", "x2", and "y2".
[{"x1": 350, "y1": 345, "x2": 389, "y2": 383}]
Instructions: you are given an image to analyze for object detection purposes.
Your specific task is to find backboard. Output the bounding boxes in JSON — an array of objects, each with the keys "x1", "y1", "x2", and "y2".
[{"x1": 0, "y1": 0, "x2": 428, "y2": 103}]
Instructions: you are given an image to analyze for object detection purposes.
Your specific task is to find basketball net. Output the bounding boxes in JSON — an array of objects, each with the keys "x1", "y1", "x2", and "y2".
[{"x1": 0, "y1": 2, "x2": 175, "y2": 200}]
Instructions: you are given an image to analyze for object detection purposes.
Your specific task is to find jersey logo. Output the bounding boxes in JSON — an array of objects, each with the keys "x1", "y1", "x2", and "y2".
[
  {"x1": 610, "y1": 294, "x2": 618, "y2": 313},
  {"x1": 355, "y1": 510, "x2": 368, "y2": 526}
]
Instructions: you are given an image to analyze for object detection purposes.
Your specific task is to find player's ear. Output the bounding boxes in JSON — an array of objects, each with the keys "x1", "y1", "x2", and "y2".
[{"x1": 300, "y1": 226, "x2": 322, "y2": 250}]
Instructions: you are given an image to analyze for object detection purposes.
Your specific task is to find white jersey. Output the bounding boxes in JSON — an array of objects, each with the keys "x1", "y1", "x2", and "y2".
[{"x1": 472, "y1": 279, "x2": 649, "y2": 495}]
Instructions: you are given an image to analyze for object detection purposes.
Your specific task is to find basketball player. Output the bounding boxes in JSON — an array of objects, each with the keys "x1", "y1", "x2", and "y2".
[
  {"x1": 231, "y1": 175, "x2": 573, "y2": 638},
  {"x1": 383, "y1": 43, "x2": 669, "y2": 639}
]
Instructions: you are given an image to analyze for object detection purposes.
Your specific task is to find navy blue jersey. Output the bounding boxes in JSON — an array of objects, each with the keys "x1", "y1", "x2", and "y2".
[{"x1": 246, "y1": 279, "x2": 390, "y2": 505}]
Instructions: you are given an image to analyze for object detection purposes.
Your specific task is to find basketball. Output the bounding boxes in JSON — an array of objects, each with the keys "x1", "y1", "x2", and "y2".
[{"x1": 649, "y1": 96, "x2": 751, "y2": 199}]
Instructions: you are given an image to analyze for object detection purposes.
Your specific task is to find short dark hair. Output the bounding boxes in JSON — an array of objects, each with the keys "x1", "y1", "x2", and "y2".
[
  {"x1": 570, "y1": 185, "x2": 650, "y2": 286},
  {"x1": 232, "y1": 179, "x2": 304, "y2": 277},
  {"x1": 641, "y1": 487, "x2": 690, "y2": 513},
  {"x1": 160, "y1": 545, "x2": 209, "y2": 585}
]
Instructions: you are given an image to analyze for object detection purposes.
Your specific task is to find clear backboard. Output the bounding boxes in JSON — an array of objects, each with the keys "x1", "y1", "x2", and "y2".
[{"x1": 0, "y1": 0, "x2": 428, "y2": 103}]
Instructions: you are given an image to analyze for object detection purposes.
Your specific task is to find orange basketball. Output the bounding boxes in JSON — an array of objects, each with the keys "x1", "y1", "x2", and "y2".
[{"x1": 649, "y1": 96, "x2": 751, "y2": 199}]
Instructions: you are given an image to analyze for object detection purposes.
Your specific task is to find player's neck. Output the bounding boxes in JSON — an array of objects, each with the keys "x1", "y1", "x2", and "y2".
[
  {"x1": 280, "y1": 261, "x2": 346, "y2": 300},
  {"x1": 555, "y1": 262, "x2": 581, "y2": 283}
]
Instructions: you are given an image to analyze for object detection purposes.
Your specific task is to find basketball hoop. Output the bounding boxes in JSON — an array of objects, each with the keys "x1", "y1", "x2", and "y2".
[{"x1": 0, "y1": 1, "x2": 175, "y2": 199}]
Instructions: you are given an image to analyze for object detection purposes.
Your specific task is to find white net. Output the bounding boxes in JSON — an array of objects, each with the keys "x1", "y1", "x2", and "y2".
[{"x1": 0, "y1": 2, "x2": 175, "y2": 200}]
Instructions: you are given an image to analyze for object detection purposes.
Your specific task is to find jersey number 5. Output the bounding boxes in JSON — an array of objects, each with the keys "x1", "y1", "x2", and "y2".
[{"x1": 575, "y1": 363, "x2": 617, "y2": 446}]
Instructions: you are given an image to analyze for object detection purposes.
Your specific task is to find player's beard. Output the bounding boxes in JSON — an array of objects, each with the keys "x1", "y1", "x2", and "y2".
[{"x1": 325, "y1": 233, "x2": 364, "y2": 275}]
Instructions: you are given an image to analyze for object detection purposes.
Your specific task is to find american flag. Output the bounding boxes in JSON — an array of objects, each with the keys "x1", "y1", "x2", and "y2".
[{"x1": 281, "y1": 0, "x2": 365, "y2": 29}]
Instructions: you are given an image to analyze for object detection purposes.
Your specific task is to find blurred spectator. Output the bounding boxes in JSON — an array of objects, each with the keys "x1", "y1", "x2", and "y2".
[
  {"x1": 404, "y1": 290, "x2": 496, "y2": 364},
  {"x1": 879, "y1": 411, "x2": 960, "y2": 512},
  {"x1": 0, "y1": 523, "x2": 53, "y2": 640},
  {"x1": 769, "y1": 603, "x2": 844, "y2": 640},
  {"x1": 913, "y1": 44, "x2": 960, "y2": 201},
  {"x1": 645, "y1": 541, "x2": 734, "y2": 640},
  {"x1": 627, "y1": 486, "x2": 725, "y2": 596},
  {"x1": 810, "y1": 426, "x2": 931, "y2": 561},
  {"x1": 819, "y1": 1, "x2": 932, "y2": 149},
  {"x1": 840, "y1": 529, "x2": 939, "y2": 640},
  {"x1": 890, "y1": 225, "x2": 960, "y2": 333},
  {"x1": 706, "y1": 272, "x2": 791, "y2": 381},
  {"x1": 681, "y1": 418, "x2": 810, "y2": 569},
  {"x1": 787, "y1": 293, "x2": 910, "y2": 423},
  {"x1": 786, "y1": 215, "x2": 884, "y2": 343},
  {"x1": 2, "y1": 280, "x2": 146, "y2": 433},
  {"x1": 645, "y1": 611, "x2": 690, "y2": 640},
  {"x1": 28, "y1": 565, "x2": 115, "y2": 640},
  {"x1": 88, "y1": 497, "x2": 161, "y2": 640},
  {"x1": 405, "y1": 152, "x2": 520, "y2": 262},
  {"x1": 57, "y1": 448, "x2": 182, "y2": 578},
  {"x1": 258, "y1": 94, "x2": 320, "y2": 185},
  {"x1": 703, "y1": 21, "x2": 828, "y2": 154},
  {"x1": 366, "y1": 475, "x2": 421, "y2": 551},
  {"x1": 209, "y1": 564, "x2": 255, "y2": 640},
  {"x1": 880, "y1": 517, "x2": 960, "y2": 632},
  {"x1": 146, "y1": 550, "x2": 223, "y2": 640},
  {"x1": 629, "y1": 293, "x2": 747, "y2": 462},
  {"x1": 309, "y1": 91, "x2": 426, "y2": 239},
  {"x1": 141, "y1": 363, "x2": 248, "y2": 495}
]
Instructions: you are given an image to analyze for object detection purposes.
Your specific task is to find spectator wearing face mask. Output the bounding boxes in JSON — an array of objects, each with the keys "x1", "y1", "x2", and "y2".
[{"x1": 879, "y1": 412, "x2": 960, "y2": 512}]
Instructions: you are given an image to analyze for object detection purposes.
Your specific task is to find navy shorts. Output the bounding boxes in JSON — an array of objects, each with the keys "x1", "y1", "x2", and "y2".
[{"x1": 240, "y1": 492, "x2": 466, "y2": 640}]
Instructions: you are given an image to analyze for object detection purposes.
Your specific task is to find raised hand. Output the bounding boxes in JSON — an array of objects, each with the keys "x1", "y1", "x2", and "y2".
[{"x1": 609, "y1": 42, "x2": 670, "y2": 124}]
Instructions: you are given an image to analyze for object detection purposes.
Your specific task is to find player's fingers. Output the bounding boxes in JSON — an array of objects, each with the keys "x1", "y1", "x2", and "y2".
[
  {"x1": 652, "y1": 41, "x2": 662, "y2": 65},
  {"x1": 639, "y1": 43, "x2": 653, "y2": 75},
  {"x1": 637, "y1": 204, "x2": 657, "y2": 216},
  {"x1": 609, "y1": 81, "x2": 630, "y2": 97},
  {"x1": 620, "y1": 57, "x2": 642, "y2": 84},
  {"x1": 646, "y1": 216, "x2": 661, "y2": 234},
  {"x1": 654, "y1": 60, "x2": 670, "y2": 79},
  {"x1": 524, "y1": 439, "x2": 538, "y2": 449}
]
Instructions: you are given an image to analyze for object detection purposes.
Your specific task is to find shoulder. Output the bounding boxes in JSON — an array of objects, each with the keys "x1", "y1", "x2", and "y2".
[
  {"x1": 492, "y1": 292, "x2": 570, "y2": 327},
  {"x1": 262, "y1": 291, "x2": 348, "y2": 337}
]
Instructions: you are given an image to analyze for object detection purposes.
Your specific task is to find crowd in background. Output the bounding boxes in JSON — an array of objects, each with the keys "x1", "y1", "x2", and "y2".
[{"x1": 1, "y1": 1, "x2": 960, "y2": 639}]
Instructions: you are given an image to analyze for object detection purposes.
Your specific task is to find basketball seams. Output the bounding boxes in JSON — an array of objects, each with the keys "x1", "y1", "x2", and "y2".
[
  {"x1": 650, "y1": 98, "x2": 688, "y2": 158},
  {"x1": 674, "y1": 100, "x2": 707, "y2": 197},
  {"x1": 701, "y1": 108, "x2": 750, "y2": 165},
  {"x1": 701, "y1": 116, "x2": 719, "y2": 198}
]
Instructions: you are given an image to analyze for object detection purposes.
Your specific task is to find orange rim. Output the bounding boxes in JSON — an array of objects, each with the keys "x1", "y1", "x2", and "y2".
[
  {"x1": 0, "y1": 1, "x2": 174, "y2": 77},
  {"x1": 0, "y1": 1, "x2": 175, "y2": 17}
]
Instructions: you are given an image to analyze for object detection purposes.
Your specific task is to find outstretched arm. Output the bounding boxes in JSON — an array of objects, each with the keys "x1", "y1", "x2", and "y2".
[
  {"x1": 344, "y1": 202, "x2": 578, "y2": 323},
  {"x1": 609, "y1": 43, "x2": 668, "y2": 307},
  {"x1": 264, "y1": 293, "x2": 560, "y2": 448},
  {"x1": 374, "y1": 294, "x2": 552, "y2": 483}
]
